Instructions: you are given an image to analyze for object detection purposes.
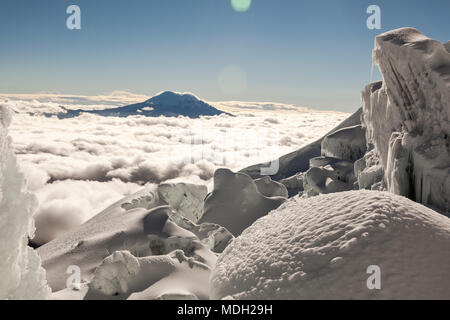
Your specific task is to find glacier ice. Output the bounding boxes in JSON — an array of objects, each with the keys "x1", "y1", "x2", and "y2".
[
  {"x1": 39, "y1": 205, "x2": 217, "y2": 299},
  {"x1": 445, "y1": 41, "x2": 450, "y2": 53},
  {"x1": 240, "y1": 108, "x2": 363, "y2": 181},
  {"x1": 303, "y1": 157, "x2": 355, "y2": 196},
  {"x1": 321, "y1": 125, "x2": 366, "y2": 162},
  {"x1": 211, "y1": 190, "x2": 450, "y2": 300},
  {"x1": 37, "y1": 181, "x2": 223, "y2": 299},
  {"x1": 199, "y1": 169, "x2": 286, "y2": 236},
  {"x1": 361, "y1": 28, "x2": 450, "y2": 212},
  {"x1": 279, "y1": 173, "x2": 304, "y2": 198},
  {"x1": 0, "y1": 105, "x2": 50, "y2": 299},
  {"x1": 254, "y1": 176, "x2": 289, "y2": 198}
]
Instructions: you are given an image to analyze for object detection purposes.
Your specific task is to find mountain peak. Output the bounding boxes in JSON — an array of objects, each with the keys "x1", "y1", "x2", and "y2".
[
  {"x1": 57, "y1": 91, "x2": 231, "y2": 119},
  {"x1": 145, "y1": 91, "x2": 201, "y2": 105}
]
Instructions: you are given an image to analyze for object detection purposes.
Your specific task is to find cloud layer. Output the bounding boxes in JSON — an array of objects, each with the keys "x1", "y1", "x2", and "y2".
[{"x1": 2, "y1": 97, "x2": 348, "y2": 245}]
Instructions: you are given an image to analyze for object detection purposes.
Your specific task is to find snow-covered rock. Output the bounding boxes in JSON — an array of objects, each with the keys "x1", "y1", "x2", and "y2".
[
  {"x1": 199, "y1": 169, "x2": 286, "y2": 236},
  {"x1": 321, "y1": 125, "x2": 366, "y2": 161},
  {"x1": 211, "y1": 190, "x2": 450, "y2": 300},
  {"x1": 361, "y1": 28, "x2": 450, "y2": 212},
  {"x1": 0, "y1": 105, "x2": 50, "y2": 299}
]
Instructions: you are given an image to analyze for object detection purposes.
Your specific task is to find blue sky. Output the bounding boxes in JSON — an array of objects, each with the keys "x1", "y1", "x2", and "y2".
[{"x1": 0, "y1": 0, "x2": 449, "y2": 112}]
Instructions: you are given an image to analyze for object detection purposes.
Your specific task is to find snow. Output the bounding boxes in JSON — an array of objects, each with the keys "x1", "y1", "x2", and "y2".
[
  {"x1": 240, "y1": 107, "x2": 361, "y2": 181},
  {"x1": 0, "y1": 105, "x2": 50, "y2": 299},
  {"x1": 254, "y1": 176, "x2": 288, "y2": 198},
  {"x1": 303, "y1": 157, "x2": 355, "y2": 196},
  {"x1": 2, "y1": 27, "x2": 448, "y2": 300},
  {"x1": 354, "y1": 149, "x2": 384, "y2": 190},
  {"x1": 6, "y1": 99, "x2": 345, "y2": 243},
  {"x1": 361, "y1": 28, "x2": 450, "y2": 211},
  {"x1": 199, "y1": 169, "x2": 286, "y2": 236},
  {"x1": 279, "y1": 173, "x2": 304, "y2": 198},
  {"x1": 38, "y1": 183, "x2": 224, "y2": 299},
  {"x1": 321, "y1": 125, "x2": 366, "y2": 162},
  {"x1": 210, "y1": 190, "x2": 450, "y2": 300}
]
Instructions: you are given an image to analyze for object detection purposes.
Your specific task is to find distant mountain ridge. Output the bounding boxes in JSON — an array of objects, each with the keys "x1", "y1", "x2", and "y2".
[{"x1": 57, "y1": 91, "x2": 231, "y2": 119}]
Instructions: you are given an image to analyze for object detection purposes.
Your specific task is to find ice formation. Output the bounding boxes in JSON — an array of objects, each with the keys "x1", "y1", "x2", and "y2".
[
  {"x1": 321, "y1": 125, "x2": 366, "y2": 161},
  {"x1": 254, "y1": 176, "x2": 289, "y2": 198},
  {"x1": 211, "y1": 190, "x2": 450, "y2": 300},
  {"x1": 361, "y1": 28, "x2": 450, "y2": 212},
  {"x1": 240, "y1": 108, "x2": 362, "y2": 181},
  {"x1": 279, "y1": 173, "x2": 304, "y2": 197},
  {"x1": 445, "y1": 41, "x2": 450, "y2": 53},
  {"x1": 303, "y1": 157, "x2": 355, "y2": 197},
  {"x1": 199, "y1": 169, "x2": 287, "y2": 236},
  {"x1": 0, "y1": 105, "x2": 50, "y2": 299},
  {"x1": 85, "y1": 249, "x2": 212, "y2": 300},
  {"x1": 120, "y1": 182, "x2": 208, "y2": 223},
  {"x1": 5, "y1": 27, "x2": 448, "y2": 300},
  {"x1": 40, "y1": 205, "x2": 217, "y2": 299},
  {"x1": 38, "y1": 182, "x2": 226, "y2": 299}
]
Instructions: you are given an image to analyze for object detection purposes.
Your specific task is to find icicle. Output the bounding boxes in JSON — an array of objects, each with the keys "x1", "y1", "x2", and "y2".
[{"x1": 370, "y1": 49, "x2": 376, "y2": 82}]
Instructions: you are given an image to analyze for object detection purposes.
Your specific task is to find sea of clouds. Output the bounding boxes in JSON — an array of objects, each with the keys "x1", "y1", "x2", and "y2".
[{"x1": 1, "y1": 94, "x2": 348, "y2": 245}]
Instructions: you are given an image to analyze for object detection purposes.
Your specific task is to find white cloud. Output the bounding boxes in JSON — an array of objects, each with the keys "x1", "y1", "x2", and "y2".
[
  {"x1": 31, "y1": 179, "x2": 142, "y2": 245},
  {"x1": 2, "y1": 96, "x2": 349, "y2": 245}
]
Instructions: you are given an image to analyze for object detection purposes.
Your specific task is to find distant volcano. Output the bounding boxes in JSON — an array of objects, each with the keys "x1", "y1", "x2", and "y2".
[{"x1": 57, "y1": 91, "x2": 231, "y2": 119}]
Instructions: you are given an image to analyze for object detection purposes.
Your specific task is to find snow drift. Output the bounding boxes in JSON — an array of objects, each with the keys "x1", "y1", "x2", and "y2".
[
  {"x1": 0, "y1": 105, "x2": 50, "y2": 299},
  {"x1": 38, "y1": 183, "x2": 232, "y2": 299},
  {"x1": 361, "y1": 28, "x2": 450, "y2": 212},
  {"x1": 211, "y1": 190, "x2": 450, "y2": 300}
]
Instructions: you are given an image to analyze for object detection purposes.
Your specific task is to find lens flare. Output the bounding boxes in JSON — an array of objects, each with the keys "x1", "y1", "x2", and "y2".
[
  {"x1": 231, "y1": 0, "x2": 252, "y2": 13},
  {"x1": 218, "y1": 66, "x2": 247, "y2": 95}
]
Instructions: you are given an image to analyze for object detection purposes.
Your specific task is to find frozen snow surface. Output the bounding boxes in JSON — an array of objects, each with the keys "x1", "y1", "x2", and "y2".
[
  {"x1": 199, "y1": 169, "x2": 287, "y2": 236},
  {"x1": 38, "y1": 183, "x2": 230, "y2": 299},
  {"x1": 211, "y1": 190, "x2": 450, "y2": 300},
  {"x1": 362, "y1": 28, "x2": 450, "y2": 212},
  {"x1": 0, "y1": 105, "x2": 50, "y2": 299}
]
